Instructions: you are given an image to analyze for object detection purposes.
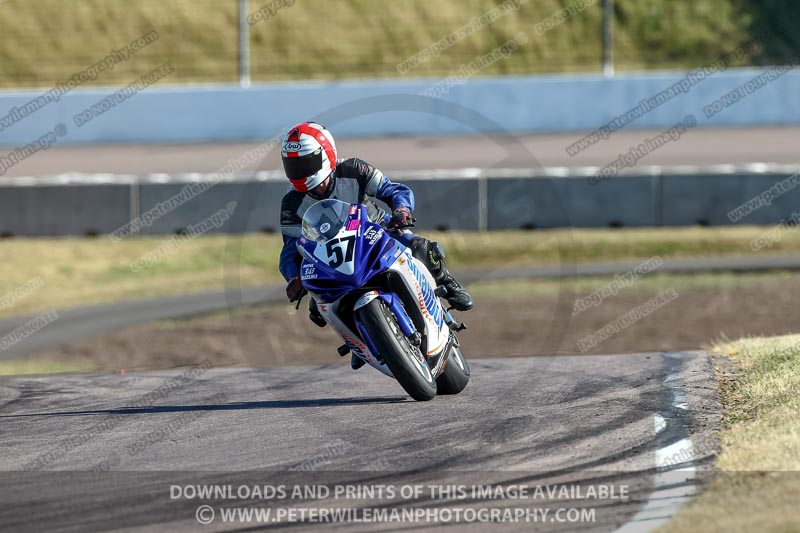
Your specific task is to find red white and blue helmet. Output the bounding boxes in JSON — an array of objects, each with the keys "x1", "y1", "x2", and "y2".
[{"x1": 281, "y1": 122, "x2": 337, "y2": 193}]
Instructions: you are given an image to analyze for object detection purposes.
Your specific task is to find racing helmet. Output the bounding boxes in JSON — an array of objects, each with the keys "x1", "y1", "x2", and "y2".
[{"x1": 281, "y1": 122, "x2": 337, "y2": 194}]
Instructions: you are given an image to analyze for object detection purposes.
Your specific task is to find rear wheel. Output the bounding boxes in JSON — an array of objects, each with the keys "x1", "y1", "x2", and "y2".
[
  {"x1": 357, "y1": 299, "x2": 437, "y2": 401},
  {"x1": 436, "y1": 344, "x2": 470, "y2": 395}
]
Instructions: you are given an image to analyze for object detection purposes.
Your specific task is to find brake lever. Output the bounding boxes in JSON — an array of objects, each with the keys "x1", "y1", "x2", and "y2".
[
  {"x1": 389, "y1": 218, "x2": 416, "y2": 231},
  {"x1": 294, "y1": 290, "x2": 307, "y2": 310}
]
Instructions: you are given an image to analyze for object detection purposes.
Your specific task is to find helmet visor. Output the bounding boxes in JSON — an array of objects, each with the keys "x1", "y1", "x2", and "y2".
[{"x1": 283, "y1": 148, "x2": 323, "y2": 180}]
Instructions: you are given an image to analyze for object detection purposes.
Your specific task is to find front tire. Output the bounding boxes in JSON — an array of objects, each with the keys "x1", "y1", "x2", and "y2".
[
  {"x1": 357, "y1": 299, "x2": 437, "y2": 401},
  {"x1": 436, "y1": 345, "x2": 470, "y2": 395}
]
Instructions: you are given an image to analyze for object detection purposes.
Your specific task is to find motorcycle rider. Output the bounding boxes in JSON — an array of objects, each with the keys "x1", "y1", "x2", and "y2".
[{"x1": 278, "y1": 122, "x2": 473, "y2": 368}]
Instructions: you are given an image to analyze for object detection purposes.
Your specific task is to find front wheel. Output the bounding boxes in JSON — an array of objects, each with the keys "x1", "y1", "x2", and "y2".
[
  {"x1": 436, "y1": 344, "x2": 470, "y2": 395},
  {"x1": 357, "y1": 299, "x2": 437, "y2": 401}
]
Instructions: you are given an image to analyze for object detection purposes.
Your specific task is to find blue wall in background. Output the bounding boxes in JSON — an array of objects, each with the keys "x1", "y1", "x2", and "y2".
[{"x1": 1, "y1": 67, "x2": 798, "y2": 146}]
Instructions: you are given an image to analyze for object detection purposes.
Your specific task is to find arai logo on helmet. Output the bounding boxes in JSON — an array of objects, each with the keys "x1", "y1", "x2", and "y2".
[
  {"x1": 320, "y1": 222, "x2": 331, "y2": 233},
  {"x1": 284, "y1": 141, "x2": 302, "y2": 152}
]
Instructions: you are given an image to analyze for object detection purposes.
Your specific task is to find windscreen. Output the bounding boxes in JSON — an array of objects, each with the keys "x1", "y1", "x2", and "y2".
[{"x1": 301, "y1": 199, "x2": 351, "y2": 242}]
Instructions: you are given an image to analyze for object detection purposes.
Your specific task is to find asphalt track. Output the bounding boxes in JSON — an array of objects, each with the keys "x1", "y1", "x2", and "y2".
[
  {"x1": 0, "y1": 351, "x2": 719, "y2": 532},
  {"x1": 2, "y1": 126, "x2": 798, "y2": 177},
  {"x1": 0, "y1": 253, "x2": 755, "y2": 531}
]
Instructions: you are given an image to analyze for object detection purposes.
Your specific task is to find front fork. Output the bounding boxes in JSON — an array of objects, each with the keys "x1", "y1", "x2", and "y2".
[
  {"x1": 353, "y1": 291, "x2": 420, "y2": 363},
  {"x1": 351, "y1": 289, "x2": 465, "y2": 374}
]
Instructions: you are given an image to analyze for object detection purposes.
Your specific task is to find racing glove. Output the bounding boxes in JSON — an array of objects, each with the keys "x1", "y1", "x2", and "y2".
[
  {"x1": 388, "y1": 206, "x2": 414, "y2": 230},
  {"x1": 286, "y1": 276, "x2": 306, "y2": 302}
]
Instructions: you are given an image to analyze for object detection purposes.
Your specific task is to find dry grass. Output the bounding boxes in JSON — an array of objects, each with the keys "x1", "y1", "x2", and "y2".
[
  {"x1": 0, "y1": 225, "x2": 799, "y2": 318},
  {"x1": 468, "y1": 271, "x2": 792, "y2": 300},
  {"x1": 0, "y1": 234, "x2": 278, "y2": 317},
  {"x1": 435, "y1": 225, "x2": 800, "y2": 265},
  {"x1": 0, "y1": 358, "x2": 95, "y2": 376},
  {"x1": 658, "y1": 334, "x2": 800, "y2": 532},
  {"x1": 0, "y1": 0, "x2": 761, "y2": 87}
]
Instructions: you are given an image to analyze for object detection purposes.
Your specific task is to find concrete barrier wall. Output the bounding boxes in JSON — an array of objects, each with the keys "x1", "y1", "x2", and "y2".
[
  {"x1": 0, "y1": 183, "x2": 132, "y2": 236},
  {"x1": 1, "y1": 68, "x2": 799, "y2": 146},
  {"x1": 485, "y1": 176, "x2": 658, "y2": 230},
  {"x1": 661, "y1": 173, "x2": 800, "y2": 226},
  {"x1": 137, "y1": 182, "x2": 287, "y2": 235},
  {"x1": 2, "y1": 170, "x2": 799, "y2": 236},
  {"x1": 404, "y1": 180, "x2": 483, "y2": 231}
]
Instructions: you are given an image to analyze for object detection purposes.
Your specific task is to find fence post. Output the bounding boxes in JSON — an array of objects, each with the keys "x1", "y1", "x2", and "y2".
[
  {"x1": 602, "y1": 0, "x2": 614, "y2": 77},
  {"x1": 238, "y1": 0, "x2": 251, "y2": 87}
]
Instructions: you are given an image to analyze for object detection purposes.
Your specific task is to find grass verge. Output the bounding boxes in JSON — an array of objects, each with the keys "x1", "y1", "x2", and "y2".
[
  {"x1": 468, "y1": 271, "x2": 792, "y2": 300},
  {"x1": 1, "y1": 226, "x2": 799, "y2": 318},
  {"x1": 0, "y1": 0, "x2": 769, "y2": 86},
  {"x1": 658, "y1": 334, "x2": 800, "y2": 532},
  {"x1": 0, "y1": 359, "x2": 96, "y2": 376}
]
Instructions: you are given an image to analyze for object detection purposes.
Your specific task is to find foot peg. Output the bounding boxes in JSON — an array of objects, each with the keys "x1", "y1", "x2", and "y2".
[
  {"x1": 444, "y1": 309, "x2": 467, "y2": 332},
  {"x1": 351, "y1": 353, "x2": 365, "y2": 370},
  {"x1": 340, "y1": 345, "x2": 364, "y2": 370}
]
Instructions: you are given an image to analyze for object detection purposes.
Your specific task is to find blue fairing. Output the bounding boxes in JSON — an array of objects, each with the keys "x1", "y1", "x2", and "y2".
[{"x1": 297, "y1": 204, "x2": 406, "y2": 303}]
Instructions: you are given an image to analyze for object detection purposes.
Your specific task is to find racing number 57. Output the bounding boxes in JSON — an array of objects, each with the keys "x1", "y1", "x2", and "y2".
[{"x1": 326, "y1": 235, "x2": 356, "y2": 268}]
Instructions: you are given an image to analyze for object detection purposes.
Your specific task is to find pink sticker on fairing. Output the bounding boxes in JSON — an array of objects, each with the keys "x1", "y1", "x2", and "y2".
[{"x1": 347, "y1": 220, "x2": 360, "y2": 231}]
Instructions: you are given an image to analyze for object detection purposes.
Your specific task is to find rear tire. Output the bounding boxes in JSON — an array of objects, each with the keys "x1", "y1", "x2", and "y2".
[
  {"x1": 357, "y1": 299, "x2": 437, "y2": 402},
  {"x1": 436, "y1": 345, "x2": 470, "y2": 395}
]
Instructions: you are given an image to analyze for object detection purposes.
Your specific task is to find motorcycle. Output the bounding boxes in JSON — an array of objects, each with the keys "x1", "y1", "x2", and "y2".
[{"x1": 296, "y1": 199, "x2": 470, "y2": 401}]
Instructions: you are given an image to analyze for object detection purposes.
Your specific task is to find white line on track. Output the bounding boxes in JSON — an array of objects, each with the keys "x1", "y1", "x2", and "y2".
[{"x1": 614, "y1": 353, "x2": 698, "y2": 532}]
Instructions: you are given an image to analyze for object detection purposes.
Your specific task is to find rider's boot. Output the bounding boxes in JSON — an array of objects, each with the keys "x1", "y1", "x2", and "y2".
[
  {"x1": 308, "y1": 298, "x2": 327, "y2": 328},
  {"x1": 434, "y1": 262, "x2": 474, "y2": 312},
  {"x1": 409, "y1": 238, "x2": 473, "y2": 311}
]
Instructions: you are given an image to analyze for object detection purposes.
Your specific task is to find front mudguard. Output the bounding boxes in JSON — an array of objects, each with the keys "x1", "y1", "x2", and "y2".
[{"x1": 353, "y1": 290, "x2": 418, "y2": 361}]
